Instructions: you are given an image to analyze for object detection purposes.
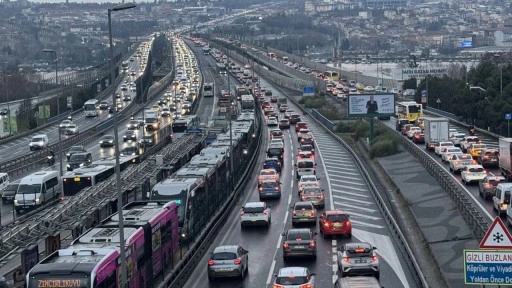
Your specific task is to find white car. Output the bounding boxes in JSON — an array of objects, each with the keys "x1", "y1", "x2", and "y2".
[
  {"x1": 441, "y1": 147, "x2": 463, "y2": 162},
  {"x1": 434, "y1": 141, "x2": 454, "y2": 156},
  {"x1": 59, "y1": 120, "x2": 72, "y2": 130},
  {"x1": 407, "y1": 126, "x2": 422, "y2": 139},
  {"x1": 64, "y1": 124, "x2": 79, "y2": 135},
  {"x1": 270, "y1": 139, "x2": 284, "y2": 147},
  {"x1": 449, "y1": 154, "x2": 476, "y2": 173},
  {"x1": 448, "y1": 128, "x2": 458, "y2": 138},
  {"x1": 297, "y1": 129, "x2": 312, "y2": 141},
  {"x1": 240, "y1": 202, "x2": 271, "y2": 228},
  {"x1": 298, "y1": 175, "x2": 320, "y2": 190},
  {"x1": 267, "y1": 117, "x2": 278, "y2": 126},
  {"x1": 460, "y1": 136, "x2": 480, "y2": 152},
  {"x1": 258, "y1": 169, "x2": 280, "y2": 182},
  {"x1": 461, "y1": 165, "x2": 487, "y2": 184},
  {"x1": 273, "y1": 267, "x2": 315, "y2": 288},
  {"x1": 449, "y1": 133, "x2": 466, "y2": 146}
]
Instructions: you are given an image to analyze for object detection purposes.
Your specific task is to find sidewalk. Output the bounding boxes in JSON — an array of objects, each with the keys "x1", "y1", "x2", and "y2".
[{"x1": 376, "y1": 151, "x2": 478, "y2": 288}]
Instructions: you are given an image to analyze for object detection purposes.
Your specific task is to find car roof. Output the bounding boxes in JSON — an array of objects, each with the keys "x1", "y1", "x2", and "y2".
[
  {"x1": 277, "y1": 267, "x2": 308, "y2": 277},
  {"x1": 213, "y1": 245, "x2": 239, "y2": 253},
  {"x1": 324, "y1": 209, "x2": 348, "y2": 215},
  {"x1": 344, "y1": 242, "x2": 372, "y2": 250},
  {"x1": 294, "y1": 201, "x2": 314, "y2": 207},
  {"x1": 287, "y1": 228, "x2": 311, "y2": 234},
  {"x1": 244, "y1": 202, "x2": 265, "y2": 208},
  {"x1": 465, "y1": 165, "x2": 484, "y2": 169},
  {"x1": 260, "y1": 169, "x2": 277, "y2": 173}
]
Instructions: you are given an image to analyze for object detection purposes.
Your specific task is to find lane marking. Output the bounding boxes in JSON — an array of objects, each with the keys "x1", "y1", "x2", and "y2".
[
  {"x1": 338, "y1": 210, "x2": 381, "y2": 220},
  {"x1": 310, "y1": 127, "x2": 335, "y2": 210},
  {"x1": 330, "y1": 183, "x2": 368, "y2": 191},
  {"x1": 350, "y1": 220, "x2": 385, "y2": 229},
  {"x1": 283, "y1": 210, "x2": 289, "y2": 224},
  {"x1": 328, "y1": 174, "x2": 363, "y2": 181},
  {"x1": 330, "y1": 178, "x2": 367, "y2": 186},
  {"x1": 265, "y1": 260, "x2": 277, "y2": 285},
  {"x1": 331, "y1": 190, "x2": 370, "y2": 197},
  {"x1": 335, "y1": 203, "x2": 376, "y2": 213},
  {"x1": 332, "y1": 195, "x2": 373, "y2": 205},
  {"x1": 325, "y1": 170, "x2": 362, "y2": 176}
]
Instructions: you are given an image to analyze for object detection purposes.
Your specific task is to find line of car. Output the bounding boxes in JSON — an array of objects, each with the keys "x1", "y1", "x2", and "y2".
[{"x1": 207, "y1": 84, "x2": 381, "y2": 287}]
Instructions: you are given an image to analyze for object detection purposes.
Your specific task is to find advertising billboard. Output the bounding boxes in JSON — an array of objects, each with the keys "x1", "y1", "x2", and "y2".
[{"x1": 348, "y1": 94, "x2": 395, "y2": 117}]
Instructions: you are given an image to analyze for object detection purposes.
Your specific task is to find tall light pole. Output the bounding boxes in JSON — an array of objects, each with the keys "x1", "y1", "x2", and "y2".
[
  {"x1": 4, "y1": 74, "x2": 11, "y2": 135},
  {"x1": 43, "y1": 49, "x2": 64, "y2": 179},
  {"x1": 108, "y1": 3, "x2": 136, "y2": 288}
]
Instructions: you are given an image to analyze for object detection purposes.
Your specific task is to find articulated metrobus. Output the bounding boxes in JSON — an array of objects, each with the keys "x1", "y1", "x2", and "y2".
[{"x1": 396, "y1": 101, "x2": 423, "y2": 123}]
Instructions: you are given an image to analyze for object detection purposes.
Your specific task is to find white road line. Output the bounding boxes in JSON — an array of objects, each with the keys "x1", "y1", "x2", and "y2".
[
  {"x1": 290, "y1": 180, "x2": 294, "y2": 190},
  {"x1": 330, "y1": 178, "x2": 366, "y2": 186},
  {"x1": 322, "y1": 158, "x2": 354, "y2": 164},
  {"x1": 338, "y1": 210, "x2": 381, "y2": 220},
  {"x1": 291, "y1": 159, "x2": 294, "y2": 166},
  {"x1": 350, "y1": 220, "x2": 385, "y2": 229},
  {"x1": 330, "y1": 183, "x2": 368, "y2": 191},
  {"x1": 283, "y1": 210, "x2": 289, "y2": 224},
  {"x1": 335, "y1": 203, "x2": 376, "y2": 213},
  {"x1": 288, "y1": 193, "x2": 292, "y2": 205},
  {"x1": 331, "y1": 189, "x2": 370, "y2": 197},
  {"x1": 313, "y1": 132, "x2": 335, "y2": 210},
  {"x1": 332, "y1": 195, "x2": 372, "y2": 205},
  {"x1": 276, "y1": 235, "x2": 282, "y2": 249},
  {"x1": 324, "y1": 165, "x2": 361, "y2": 172},
  {"x1": 265, "y1": 260, "x2": 276, "y2": 285},
  {"x1": 326, "y1": 170, "x2": 362, "y2": 177},
  {"x1": 328, "y1": 174, "x2": 363, "y2": 181}
]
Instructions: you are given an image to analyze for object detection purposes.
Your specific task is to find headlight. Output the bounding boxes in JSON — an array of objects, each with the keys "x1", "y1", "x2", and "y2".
[
  {"x1": 66, "y1": 153, "x2": 70, "y2": 157},
  {"x1": 14, "y1": 199, "x2": 18, "y2": 204},
  {"x1": 123, "y1": 135, "x2": 127, "y2": 138},
  {"x1": 66, "y1": 164, "x2": 70, "y2": 168},
  {"x1": 35, "y1": 198, "x2": 40, "y2": 204},
  {"x1": 109, "y1": 140, "x2": 114, "y2": 143}
]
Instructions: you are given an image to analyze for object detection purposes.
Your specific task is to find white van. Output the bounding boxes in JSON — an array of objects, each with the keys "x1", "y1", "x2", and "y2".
[
  {"x1": 14, "y1": 171, "x2": 61, "y2": 213},
  {"x1": 0, "y1": 173, "x2": 9, "y2": 192},
  {"x1": 29, "y1": 134, "x2": 49, "y2": 151},
  {"x1": 494, "y1": 183, "x2": 512, "y2": 217},
  {"x1": 295, "y1": 158, "x2": 317, "y2": 180}
]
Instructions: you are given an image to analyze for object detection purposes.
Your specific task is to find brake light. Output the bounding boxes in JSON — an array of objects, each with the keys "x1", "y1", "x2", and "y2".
[
  {"x1": 355, "y1": 248, "x2": 365, "y2": 253},
  {"x1": 208, "y1": 260, "x2": 214, "y2": 266},
  {"x1": 272, "y1": 285, "x2": 284, "y2": 288},
  {"x1": 485, "y1": 183, "x2": 493, "y2": 188},
  {"x1": 309, "y1": 241, "x2": 316, "y2": 248},
  {"x1": 263, "y1": 210, "x2": 269, "y2": 215},
  {"x1": 240, "y1": 211, "x2": 245, "y2": 216},
  {"x1": 323, "y1": 221, "x2": 331, "y2": 228},
  {"x1": 259, "y1": 187, "x2": 263, "y2": 191},
  {"x1": 454, "y1": 160, "x2": 461, "y2": 165},
  {"x1": 293, "y1": 211, "x2": 296, "y2": 216},
  {"x1": 234, "y1": 258, "x2": 241, "y2": 265},
  {"x1": 283, "y1": 242, "x2": 289, "y2": 249},
  {"x1": 275, "y1": 186, "x2": 279, "y2": 190},
  {"x1": 299, "y1": 284, "x2": 312, "y2": 288},
  {"x1": 470, "y1": 160, "x2": 477, "y2": 164},
  {"x1": 318, "y1": 194, "x2": 324, "y2": 199},
  {"x1": 301, "y1": 195, "x2": 307, "y2": 200},
  {"x1": 343, "y1": 257, "x2": 351, "y2": 263},
  {"x1": 371, "y1": 256, "x2": 378, "y2": 263}
]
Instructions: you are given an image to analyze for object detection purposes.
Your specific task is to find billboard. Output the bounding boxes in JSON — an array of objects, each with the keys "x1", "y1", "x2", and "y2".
[{"x1": 348, "y1": 94, "x2": 395, "y2": 117}]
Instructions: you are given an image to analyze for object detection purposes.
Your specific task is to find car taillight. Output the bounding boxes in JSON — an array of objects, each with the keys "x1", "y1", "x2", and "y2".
[
  {"x1": 275, "y1": 186, "x2": 279, "y2": 190},
  {"x1": 240, "y1": 211, "x2": 244, "y2": 216},
  {"x1": 299, "y1": 284, "x2": 312, "y2": 288},
  {"x1": 485, "y1": 183, "x2": 493, "y2": 188},
  {"x1": 293, "y1": 211, "x2": 296, "y2": 216},
  {"x1": 283, "y1": 242, "x2": 289, "y2": 249},
  {"x1": 263, "y1": 210, "x2": 269, "y2": 215},
  {"x1": 272, "y1": 285, "x2": 284, "y2": 288},
  {"x1": 208, "y1": 260, "x2": 214, "y2": 266},
  {"x1": 471, "y1": 160, "x2": 477, "y2": 164},
  {"x1": 309, "y1": 241, "x2": 316, "y2": 248},
  {"x1": 234, "y1": 258, "x2": 241, "y2": 265},
  {"x1": 318, "y1": 194, "x2": 324, "y2": 199},
  {"x1": 259, "y1": 187, "x2": 263, "y2": 191},
  {"x1": 371, "y1": 256, "x2": 378, "y2": 262},
  {"x1": 343, "y1": 257, "x2": 351, "y2": 263},
  {"x1": 323, "y1": 221, "x2": 331, "y2": 228},
  {"x1": 454, "y1": 160, "x2": 461, "y2": 165}
]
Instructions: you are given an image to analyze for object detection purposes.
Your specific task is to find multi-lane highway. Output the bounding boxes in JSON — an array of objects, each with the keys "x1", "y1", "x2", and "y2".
[{"x1": 183, "y1": 60, "x2": 418, "y2": 287}]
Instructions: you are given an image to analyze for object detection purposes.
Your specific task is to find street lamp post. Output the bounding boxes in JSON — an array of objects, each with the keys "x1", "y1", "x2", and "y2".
[
  {"x1": 43, "y1": 49, "x2": 64, "y2": 179},
  {"x1": 108, "y1": 3, "x2": 136, "y2": 288},
  {"x1": 4, "y1": 75, "x2": 11, "y2": 135}
]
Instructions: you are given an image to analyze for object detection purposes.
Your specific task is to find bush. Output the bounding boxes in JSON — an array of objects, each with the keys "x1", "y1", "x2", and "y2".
[
  {"x1": 334, "y1": 120, "x2": 363, "y2": 133},
  {"x1": 370, "y1": 132, "x2": 400, "y2": 158},
  {"x1": 318, "y1": 106, "x2": 341, "y2": 120},
  {"x1": 299, "y1": 96, "x2": 328, "y2": 109},
  {"x1": 354, "y1": 121, "x2": 369, "y2": 140}
]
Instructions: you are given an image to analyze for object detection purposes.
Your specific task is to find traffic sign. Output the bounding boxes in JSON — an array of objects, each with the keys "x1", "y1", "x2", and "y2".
[
  {"x1": 303, "y1": 86, "x2": 315, "y2": 96},
  {"x1": 186, "y1": 126, "x2": 202, "y2": 134},
  {"x1": 506, "y1": 113, "x2": 511, "y2": 120},
  {"x1": 479, "y1": 217, "x2": 512, "y2": 249},
  {"x1": 464, "y1": 250, "x2": 512, "y2": 285}
]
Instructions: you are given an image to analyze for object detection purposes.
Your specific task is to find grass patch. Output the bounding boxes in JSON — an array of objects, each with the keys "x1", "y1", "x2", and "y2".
[{"x1": 298, "y1": 95, "x2": 327, "y2": 109}]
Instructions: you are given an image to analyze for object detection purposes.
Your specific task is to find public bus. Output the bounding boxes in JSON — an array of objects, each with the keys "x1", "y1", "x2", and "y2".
[
  {"x1": 172, "y1": 115, "x2": 200, "y2": 133},
  {"x1": 241, "y1": 94, "x2": 255, "y2": 111},
  {"x1": 202, "y1": 82, "x2": 214, "y2": 97},
  {"x1": 216, "y1": 63, "x2": 227, "y2": 74},
  {"x1": 323, "y1": 71, "x2": 340, "y2": 81},
  {"x1": 83, "y1": 99, "x2": 99, "y2": 117},
  {"x1": 121, "y1": 61, "x2": 129, "y2": 70},
  {"x1": 396, "y1": 101, "x2": 423, "y2": 123},
  {"x1": 25, "y1": 201, "x2": 180, "y2": 288}
]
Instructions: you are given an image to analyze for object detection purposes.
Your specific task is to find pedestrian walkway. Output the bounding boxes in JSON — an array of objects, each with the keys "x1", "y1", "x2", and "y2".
[{"x1": 377, "y1": 151, "x2": 478, "y2": 288}]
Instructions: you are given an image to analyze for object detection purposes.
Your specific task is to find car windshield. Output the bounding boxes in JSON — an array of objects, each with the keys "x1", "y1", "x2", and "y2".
[
  {"x1": 212, "y1": 252, "x2": 237, "y2": 260},
  {"x1": 326, "y1": 214, "x2": 348, "y2": 221},
  {"x1": 346, "y1": 248, "x2": 372, "y2": 258},
  {"x1": 70, "y1": 147, "x2": 83, "y2": 152},
  {"x1": 295, "y1": 203, "x2": 313, "y2": 210},
  {"x1": 469, "y1": 167, "x2": 485, "y2": 173},
  {"x1": 268, "y1": 148, "x2": 281, "y2": 154},
  {"x1": 70, "y1": 154, "x2": 86, "y2": 161},
  {"x1": 467, "y1": 138, "x2": 479, "y2": 142},
  {"x1": 441, "y1": 143, "x2": 453, "y2": 146},
  {"x1": 488, "y1": 179, "x2": 503, "y2": 186},
  {"x1": 301, "y1": 176, "x2": 317, "y2": 182},
  {"x1": 260, "y1": 182, "x2": 277, "y2": 188},
  {"x1": 276, "y1": 276, "x2": 308, "y2": 285},
  {"x1": 485, "y1": 152, "x2": 499, "y2": 157},
  {"x1": 265, "y1": 160, "x2": 279, "y2": 165},
  {"x1": 32, "y1": 137, "x2": 43, "y2": 142},
  {"x1": 473, "y1": 144, "x2": 486, "y2": 149},
  {"x1": 243, "y1": 206, "x2": 264, "y2": 213},
  {"x1": 298, "y1": 161, "x2": 314, "y2": 168},
  {"x1": 5, "y1": 183, "x2": 19, "y2": 192},
  {"x1": 17, "y1": 184, "x2": 41, "y2": 194},
  {"x1": 103, "y1": 136, "x2": 114, "y2": 140},
  {"x1": 302, "y1": 187, "x2": 320, "y2": 194}
]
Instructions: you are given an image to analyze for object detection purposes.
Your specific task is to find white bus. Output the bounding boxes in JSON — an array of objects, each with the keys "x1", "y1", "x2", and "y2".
[
  {"x1": 84, "y1": 99, "x2": 99, "y2": 117},
  {"x1": 203, "y1": 83, "x2": 214, "y2": 97}
]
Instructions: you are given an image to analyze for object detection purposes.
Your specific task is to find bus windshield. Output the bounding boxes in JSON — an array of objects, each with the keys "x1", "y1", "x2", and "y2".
[
  {"x1": 151, "y1": 189, "x2": 186, "y2": 225},
  {"x1": 84, "y1": 104, "x2": 96, "y2": 111},
  {"x1": 408, "y1": 105, "x2": 421, "y2": 113}
]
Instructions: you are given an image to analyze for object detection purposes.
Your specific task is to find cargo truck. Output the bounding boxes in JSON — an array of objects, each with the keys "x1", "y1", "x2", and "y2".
[
  {"x1": 499, "y1": 138, "x2": 512, "y2": 180},
  {"x1": 423, "y1": 117, "x2": 449, "y2": 151}
]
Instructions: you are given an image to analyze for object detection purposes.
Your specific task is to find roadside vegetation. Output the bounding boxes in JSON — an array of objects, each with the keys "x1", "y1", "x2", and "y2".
[
  {"x1": 298, "y1": 95, "x2": 342, "y2": 121},
  {"x1": 335, "y1": 120, "x2": 400, "y2": 158}
]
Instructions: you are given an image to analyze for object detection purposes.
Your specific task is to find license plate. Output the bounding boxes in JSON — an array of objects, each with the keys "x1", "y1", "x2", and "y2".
[
  {"x1": 74, "y1": 177, "x2": 80, "y2": 182},
  {"x1": 355, "y1": 259, "x2": 367, "y2": 264},
  {"x1": 334, "y1": 223, "x2": 342, "y2": 228},
  {"x1": 294, "y1": 245, "x2": 305, "y2": 249},
  {"x1": 217, "y1": 268, "x2": 232, "y2": 272}
]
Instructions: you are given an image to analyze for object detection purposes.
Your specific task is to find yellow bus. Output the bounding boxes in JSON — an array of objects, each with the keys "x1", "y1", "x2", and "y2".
[
  {"x1": 396, "y1": 101, "x2": 423, "y2": 123},
  {"x1": 323, "y1": 71, "x2": 340, "y2": 81}
]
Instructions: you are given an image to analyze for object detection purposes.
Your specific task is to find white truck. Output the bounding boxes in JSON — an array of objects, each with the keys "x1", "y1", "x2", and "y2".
[
  {"x1": 499, "y1": 138, "x2": 512, "y2": 180},
  {"x1": 294, "y1": 158, "x2": 316, "y2": 180},
  {"x1": 423, "y1": 117, "x2": 449, "y2": 151}
]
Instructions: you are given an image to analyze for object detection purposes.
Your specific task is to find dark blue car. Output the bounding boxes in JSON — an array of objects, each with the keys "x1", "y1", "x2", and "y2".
[{"x1": 263, "y1": 157, "x2": 282, "y2": 173}]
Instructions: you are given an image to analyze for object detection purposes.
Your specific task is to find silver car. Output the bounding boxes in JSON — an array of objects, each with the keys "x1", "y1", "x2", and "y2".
[
  {"x1": 273, "y1": 267, "x2": 316, "y2": 287},
  {"x1": 337, "y1": 242, "x2": 380, "y2": 279},
  {"x1": 299, "y1": 185, "x2": 325, "y2": 208},
  {"x1": 448, "y1": 153, "x2": 475, "y2": 173},
  {"x1": 291, "y1": 201, "x2": 317, "y2": 226},
  {"x1": 207, "y1": 245, "x2": 249, "y2": 280},
  {"x1": 240, "y1": 202, "x2": 271, "y2": 228}
]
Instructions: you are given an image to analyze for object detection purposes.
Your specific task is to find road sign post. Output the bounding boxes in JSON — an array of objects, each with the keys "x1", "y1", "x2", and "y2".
[
  {"x1": 303, "y1": 86, "x2": 315, "y2": 96},
  {"x1": 464, "y1": 217, "x2": 512, "y2": 286}
]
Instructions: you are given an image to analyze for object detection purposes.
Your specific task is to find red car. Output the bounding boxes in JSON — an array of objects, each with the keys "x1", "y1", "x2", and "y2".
[
  {"x1": 319, "y1": 210, "x2": 352, "y2": 239},
  {"x1": 295, "y1": 122, "x2": 308, "y2": 133},
  {"x1": 261, "y1": 101, "x2": 272, "y2": 109},
  {"x1": 412, "y1": 132, "x2": 425, "y2": 144}
]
